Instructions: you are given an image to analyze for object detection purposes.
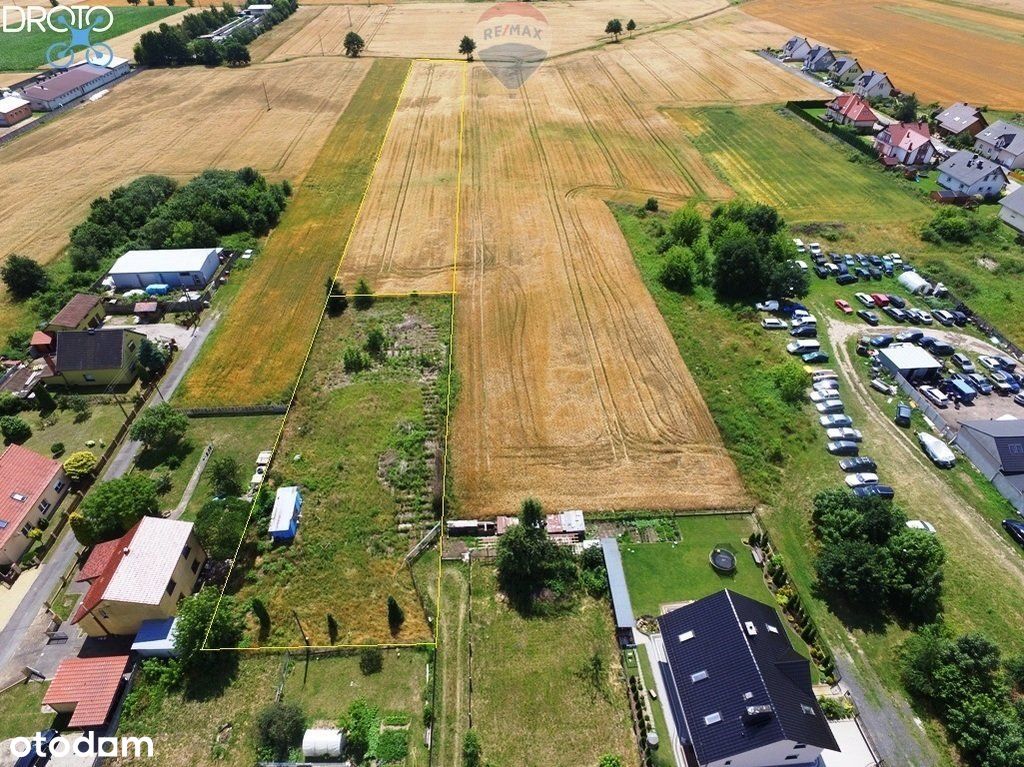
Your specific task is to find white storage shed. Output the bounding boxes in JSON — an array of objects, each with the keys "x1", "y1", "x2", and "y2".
[
  {"x1": 106, "y1": 248, "x2": 222, "y2": 290},
  {"x1": 302, "y1": 728, "x2": 345, "y2": 758}
]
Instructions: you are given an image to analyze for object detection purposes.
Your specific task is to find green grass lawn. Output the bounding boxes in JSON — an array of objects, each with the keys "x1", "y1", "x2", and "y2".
[
  {"x1": 234, "y1": 296, "x2": 450, "y2": 647},
  {"x1": 114, "y1": 656, "x2": 278, "y2": 767},
  {"x1": 21, "y1": 398, "x2": 127, "y2": 458},
  {"x1": 283, "y1": 650, "x2": 430, "y2": 767},
  {"x1": 469, "y1": 566, "x2": 635, "y2": 767},
  {"x1": 0, "y1": 6, "x2": 186, "y2": 71},
  {"x1": 0, "y1": 681, "x2": 53, "y2": 742}
]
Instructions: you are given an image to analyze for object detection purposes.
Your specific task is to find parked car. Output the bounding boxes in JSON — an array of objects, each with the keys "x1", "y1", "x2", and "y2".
[
  {"x1": 979, "y1": 355, "x2": 1003, "y2": 372},
  {"x1": 883, "y1": 306, "x2": 906, "y2": 323},
  {"x1": 991, "y1": 369, "x2": 1021, "y2": 393},
  {"x1": 1003, "y1": 519, "x2": 1024, "y2": 547},
  {"x1": 853, "y1": 484, "x2": 895, "y2": 500},
  {"x1": 919, "y1": 385, "x2": 950, "y2": 408},
  {"x1": 941, "y1": 378, "x2": 976, "y2": 404},
  {"x1": 756, "y1": 300, "x2": 780, "y2": 312},
  {"x1": 886, "y1": 294, "x2": 906, "y2": 309},
  {"x1": 834, "y1": 299, "x2": 852, "y2": 314},
  {"x1": 827, "y1": 440, "x2": 859, "y2": 456},
  {"x1": 793, "y1": 238, "x2": 805, "y2": 253},
  {"x1": 951, "y1": 310, "x2": 968, "y2": 326},
  {"x1": 857, "y1": 310, "x2": 880, "y2": 326},
  {"x1": 836, "y1": 273, "x2": 858, "y2": 286},
  {"x1": 896, "y1": 329, "x2": 924, "y2": 344},
  {"x1": 854, "y1": 292, "x2": 874, "y2": 307},
  {"x1": 870, "y1": 378, "x2": 896, "y2": 396},
  {"x1": 917, "y1": 310, "x2": 934, "y2": 325},
  {"x1": 820, "y1": 414, "x2": 853, "y2": 428},
  {"x1": 812, "y1": 370, "x2": 838, "y2": 382},
  {"x1": 894, "y1": 402, "x2": 913, "y2": 427},
  {"x1": 870, "y1": 293, "x2": 889, "y2": 308},
  {"x1": 761, "y1": 317, "x2": 787, "y2": 330},
  {"x1": 790, "y1": 324, "x2": 817, "y2": 338},
  {"x1": 809, "y1": 242, "x2": 823, "y2": 257},
  {"x1": 997, "y1": 355, "x2": 1018, "y2": 373},
  {"x1": 904, "y1": 308, "x2": 923, "y2": 323},
  {"x1": 810, "y1": 389, "x2": 837, "y2": 403},
  {"x1": 920, "y1": 338, "x2": 954, "y2": 356},
  {"x1": 951, "y1": 353, "x2": 975, "y2": 373},
  {"x1": 812, "y1": 380, "x2": 839, "y2": 393},
  {"x1": 840, "y1": 456, "x2": 876, "y2": 472},
  {"x1": 791, "y1": 314, "x2": 817, "y2": 328},
  {"x1": 802, "y1": 351, "x2": 830, "y2": 364},
  {"x1": 918, "y1": 432, "x2": 956, "y2": 468},
  {"x1": 826, "y1": 427, "x2": 862, "y2": 442},
  {"x1": 816, "y1": 399, "x2": 844, "y2": 414},
  {"x1": 787, "y1": 340, "x2": 820, "y2": 355},
  {"x1": 845, "y1": 472, "x2": 879, "y2": 488},
  {"x1": 814, "y1": 264, "x2": 830, "y2": 279},
  {"x1": 966, "y1": 373, "x2": 994, "y2": 395},
  {"x1": 1014, "y1": 392, "x2": 1024, "y2": 407},
  {"x1": 906, "y1": 520, "x2": 937, "y2": 534},
  {"x1": 869, "y1": 334, "x2": 894, "y2": 348},
  {"x1": 868, "y1": 267, "x2": 882, "y2": 280},
  {"x1": 934, "y1": 309, "x2": 955, "y2": 326}
]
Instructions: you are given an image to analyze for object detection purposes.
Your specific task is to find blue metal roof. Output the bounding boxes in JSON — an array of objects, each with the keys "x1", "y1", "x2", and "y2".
[
  {"x1": 657, "y1": 590, "x2": 838, "y2": 764},
  {"x1": 600, "y1": 538, "x2": 635, "y2": 630},
  {"x1": 131, "y1": 617, "x2": 177, "y2": 655}
]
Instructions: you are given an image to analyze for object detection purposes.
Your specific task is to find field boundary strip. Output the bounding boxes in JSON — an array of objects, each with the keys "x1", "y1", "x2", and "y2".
[{"x1": 202, "y1": 59, "x2": 469, "y2": 653}]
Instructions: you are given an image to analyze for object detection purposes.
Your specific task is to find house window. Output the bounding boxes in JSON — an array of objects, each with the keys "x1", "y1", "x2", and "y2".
[
  {"x1": 54, "y1": 480, "x2": 64, "y2": 493},
  {"x1": 191, "y1": 559, "x2": 200, "y2": 574},
  {"x1": 182, "y1": 544, "x2": 191, "y2": 560},
  {"x1": 99, "y1": 609, "x2": 109, "y2": 619},
  {"x1": 166, "y1": 579, "x2": 176, "y2": 597},
  {"x1": 794, "y1": 744, "x2": 807, "y2": 749},
  {"x1": 128, "y1": 341, "x2": 136, "y2": 351},
  {"x1": 38, "y1": 500, "x2": 52, "y2": 515},
  {"x1": 690, "y1": 670, "x2": 708, "y2": 683},
  {"x1": 785, "y1": 755, "x2": 799, "y2": 761},
  {"x1": 704, "y1": 712, "x2": 722, "y2": 725},
  {"x1": 20, "y1": 524, "x2": 32, "y2": 537},
  {"x1": 801, "y1": 704, "x2": 816, "y2": 716}
]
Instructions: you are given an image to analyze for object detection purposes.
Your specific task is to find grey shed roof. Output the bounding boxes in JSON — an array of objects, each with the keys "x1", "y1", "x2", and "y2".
[
  {"x1": 938, "y1": 151, "x2": 1007, "y2": 186},
  {"x1": 600, "y1": 537, "x2": 635, "y2": 630},
  {"x1": 976, "y1": 120, "x2": 1024, "y2": 155},
  {"x1": 1001, "y1": 186, "x2": 1024, "y2": 216},
  {"x1": 935, "y1": 102, "x2": 984, "y2": 134},
  {"x1": 658, "y1": 590, "x2": 839, "y2": 764},
  {"x1": 961, "y1": 420, "x2": 1024, "y2": 474},
  {"x1": 878, "y1": 343, "x2": 942, "y2": 371}
]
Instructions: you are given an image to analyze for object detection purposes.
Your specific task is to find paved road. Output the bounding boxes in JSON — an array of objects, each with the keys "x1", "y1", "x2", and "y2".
[
  {"x1": 0, "y1": 313, "x2": 220, "y2": 682},
  {"x1": 756, "y1": 51, "x2": 842, "y2": 97}
]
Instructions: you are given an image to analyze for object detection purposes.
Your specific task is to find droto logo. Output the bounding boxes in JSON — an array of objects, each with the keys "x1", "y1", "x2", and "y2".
[
  {"x1": 474, "y1": 2, "x2": 550, "y2": 89},
  {"x1": 1, "y1": 5, "x2": 115, "y2": 69}
]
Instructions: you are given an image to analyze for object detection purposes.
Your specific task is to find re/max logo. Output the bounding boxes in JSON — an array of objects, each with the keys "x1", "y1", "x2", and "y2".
[{"x1": 1, "y1": 5, "x2": 113, "y2": 33}]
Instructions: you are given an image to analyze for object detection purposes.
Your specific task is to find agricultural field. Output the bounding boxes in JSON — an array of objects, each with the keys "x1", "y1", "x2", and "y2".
[
  {"x1": 176, "y1": 58, "x2": 408, "y2": 408},
  {"x1": 467, "y1": 567, "x2": 636, "y2": 767},
  {"x1": 0, "y1": 5, "x2": 185, "y2": 71},
  {"x1": 744, "y1": 0, "x2": 1024, "y2": 109},
  {"x1": 230, "y1": 296, "x2": 451, "y2": 647},
  {"x1": 0, "y1": 57, "x2": 371, "y2": 337}
]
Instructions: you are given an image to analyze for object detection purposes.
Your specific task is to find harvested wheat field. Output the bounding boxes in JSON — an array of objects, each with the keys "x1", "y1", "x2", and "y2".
[
  {"x1": 745, "y1": 0, "x2": 1024, "y2": 109},
  {"x1": 255, "y1": 0, "x2": 729, "y2": 62},
  {"x1": 335, "y1": 61, "x2": 463, "y2": 295}
]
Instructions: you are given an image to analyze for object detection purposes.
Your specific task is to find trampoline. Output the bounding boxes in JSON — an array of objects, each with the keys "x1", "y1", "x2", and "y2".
[{"x1": 709, "y1": 546, "x2": 737, "y2": 574}]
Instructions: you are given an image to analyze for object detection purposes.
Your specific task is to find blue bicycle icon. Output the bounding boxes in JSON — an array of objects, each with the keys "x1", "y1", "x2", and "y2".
[{"x1": 45, "y1": 18, "x2": 114, "y2": 70}]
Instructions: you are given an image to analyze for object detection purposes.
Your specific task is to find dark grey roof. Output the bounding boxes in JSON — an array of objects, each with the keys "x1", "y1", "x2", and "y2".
[
  {"x1": 55, "y1": 329, "x2": 132, "y2": 372},
  {"x1": 831, "y1": 57, "x2": 859, "y2": 76},
  {"x1": 938, "y1": 151, "x2": 1008, "y2": 186},
  {"x1": 600, "y1": 538, "x2": 635, "y2": 630},
  {"x1": 961, "y1": 420, "x2": 1024, "y2": 474},
  {"x1": 805, "y1": 46, "x2": 834, "y2": 66},
  {"x1": 856, "y1": 70, "x2": 891, "y2": 90},
  {"x1": 976, "y1": 120, "x2": 1024, "y2": 156},
  {"x1": 1002, "y1": 187, "x2": 1024, "y2": 216},
  {"x1": 658, "y1": 590, "x2": 839, "y2": 764},
  {"x1": 935, "y1": 102, "x2": 984, "y2": 134}
]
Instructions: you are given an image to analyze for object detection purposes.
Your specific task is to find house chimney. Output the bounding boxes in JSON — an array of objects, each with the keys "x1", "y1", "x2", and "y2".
[
  {"x1": 743, "y1": 705, "x2": 774, "y2": 726},
  {"x1": 122, "y1": 547, "x2": 131, "y2": 556}
]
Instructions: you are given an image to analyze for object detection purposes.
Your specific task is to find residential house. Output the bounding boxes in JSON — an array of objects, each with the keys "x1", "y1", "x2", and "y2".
[
  {"x1": 802, "y1": 45, "x2": 835, "y2": 73},
  {"x1": 43, "y1": 655, "x2": 130, "y2": 729},
  {"x1": 828, "y1": 57, "x2": 862, "y2": 85},
  {"x1": 0, "y1": 444, "x2": 69, "y2": 567},
  {"x1": 825, "y1": 93, "x2": 877, "y2": 132},
  {"x1": 934, "y1": 102, "x2": 987, "y2": 138},
  {"x1": 779, "y1": 36, "x2": 812, "y2": 61},
  {"x1": 936, "y1": 150, "x2": 1009, "y2": 198},
  {"x1": 999, "y1": 186, "x2": 1024, "y2": 236},
  {"x1": 658, "y1": 590, "x2": 840, "y2": 767},
  {"x1": 34, "y1": 327, "x2": 146, "y2": 387},
  {"x1": 853, "y1": 69, "x2": 894, "y2": 100},
  {"x1": 973, "y1": 120, "x2": 1024, "y2": 170},
  {"x1": 71, "y1": 516, "x2": 206, "y2": 637},
  {"x1": 269, "y1": 485, "x2": 302, "y2": 542},
  {"x1": 874, "y1": 120, "x2": 935, "y2": 167},
  {"x1": 46, "y1": 293, "x2": 104, "y2": 332}
]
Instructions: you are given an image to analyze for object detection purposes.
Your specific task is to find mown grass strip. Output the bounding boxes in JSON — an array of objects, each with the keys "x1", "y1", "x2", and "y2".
[{"x1": 177, "y1": 58, "x2": 410, "y2": 407}]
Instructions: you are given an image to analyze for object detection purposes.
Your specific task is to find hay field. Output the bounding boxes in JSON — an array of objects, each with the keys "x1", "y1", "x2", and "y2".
[
  {"x1": 255, "y1": 0, "x2": 728, "y2": 62},
  {"x1": 745, "y1": 0, "x2": 1024, "y2": 109}
]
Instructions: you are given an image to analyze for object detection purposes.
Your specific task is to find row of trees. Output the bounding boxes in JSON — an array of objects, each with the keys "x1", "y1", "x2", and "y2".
[{"x1": 811, "y1": 489, "x2": 946, "y2": 623}]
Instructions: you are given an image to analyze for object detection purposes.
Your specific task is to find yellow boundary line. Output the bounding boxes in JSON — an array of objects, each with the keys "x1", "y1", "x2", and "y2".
[{"x1": 202, "y1": 58, "x2": 469, "y2": 653}]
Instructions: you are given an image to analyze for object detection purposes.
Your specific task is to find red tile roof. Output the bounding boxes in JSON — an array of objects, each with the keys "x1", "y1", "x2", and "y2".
[
  {"x1": 0, "y1": 445, "x2": 64, "y2": 553},
  {"x1": 882, "y1": 121, "x2": 932, "y2": 152},
  {"x1": 50, "y1": 294, "x2": 101, "y2": 330},
  {"x1": 43, "y1": 655, "x2": 129, "y2": 728},
  {"x1": 72, "y1": 525, "x2": 139, "y2": 625},
  {"x1": 30, "y1": 331, "x2": 54, "y2": 348},
  {"x1": 828, "y1": 93, "x2": 876, "y2": 124}
]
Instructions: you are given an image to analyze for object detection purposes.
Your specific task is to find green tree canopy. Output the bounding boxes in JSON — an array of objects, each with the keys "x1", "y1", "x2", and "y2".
[
  {"x1": 130, "y1": 404, "x2": 189, "y2": 451},
  {"x1": 1, "y1": 255, "x2": 48, "y2": 301},
  {"x1": 209, "y1": 455, "x2": 243, "y2": 497},
  {"x1": 71, "y1": 474, "x2": 159, "y2": 546},
  {"x1": 605, "y1": 18, "x2": 623, "y2": 41},
  {"x1": 0, "y1": 415, "x2": 31, "y2": 445},
  {"x1": 344, "y1": 31, "x2": 365, "y2": 57},
  {"x1": 458, "y1": 35, "x2": 476, "y2": 60},
  {"x1": 194, "y1": 497, "x2": 249, "y2": 559},
  {"x1": 174, "y1": 586, "x2": 245, "y2": 673},
  {"x1": 256, "y1": 702, "x2": 306, "y2": 760},
  {"x1": 496, "y1": 498, "x2": 579, "y2": 611},
  {"x1": 62, "y1": 450, "x2": 99, "y2": 482}
]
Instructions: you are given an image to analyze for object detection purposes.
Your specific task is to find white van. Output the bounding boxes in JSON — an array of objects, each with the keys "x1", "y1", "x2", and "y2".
[{"x1": 787, "y1": 339, "x2": 820, "y2": 355}]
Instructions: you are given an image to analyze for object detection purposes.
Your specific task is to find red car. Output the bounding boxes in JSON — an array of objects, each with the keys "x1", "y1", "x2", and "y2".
[
  {"x1": 834, "y1": 299, "x2": 853, "y2": 314},
  {"x1": 871, "y1": 293, "x2": 890, "y2": 308}
]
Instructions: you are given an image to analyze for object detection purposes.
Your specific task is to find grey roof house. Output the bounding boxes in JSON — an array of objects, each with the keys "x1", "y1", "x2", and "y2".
[
  {"x1": 1000, "y1": 186, "x2": 1024, "y2": 236},
  {"x1": 779, "y1": 36, "x2": 812, "y2": 61},
  {"x1": 973, "y1": 120, "x2": 1024, "y2": 170},
  {"x1": 934, "y1": 102, "x2": 987, "y2": 137},
  {"x1": 936, "y1": 150, "x2": 1009, "y2": 198},
  {"x1": 853, "y1": 70, "x2": 894, "y2": 99},
  {"x1": 828, "y1": 57, "x2": 862, "y2": 84},
  {"x1": 658, "y1": 590, "x2": 839, "y2": 767},
  {"x1": 802, "y1": 45, "x2": 835, "y2": 73}
]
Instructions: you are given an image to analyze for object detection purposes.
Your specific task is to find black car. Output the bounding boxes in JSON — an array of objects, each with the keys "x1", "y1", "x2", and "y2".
[
  {"x1": 857, "y1": 309, "x2": 879, "y2": 326},
  {"x1": 920, "y1": 338, "x2": 955, "y2": 356},
  {"x1": 886, "y1": 294, "x2": 906, "y2": 308},
  {"x1": 790, "y1": 324, "x2": 817, "y2": 338},
  {"x1": 853, "y1": 484, "x2": 895, "y2": 500},
  {"x1": 827, "y1": 440, "x2": 859, "y2": 456},
  {"x1": 896, "y1": 328, "x2": 924, "y2": 344},
  {"x1": 855, "y1": 268, "x2": 871, "y2": 280},
  {"x1": 1003, "y1": 519, "x2": 1024, "y2": 547},
  {"x1": 868, "y1": 267, "x2": 882, "y2": 280},
  {"x1": 15, "y1": 729, "x2": 58, "y2": 767},
  {"x1": 840, "y1": 456, "x2": 876, "y2": 472},
  {"x1": 894, "y1": 402, "x2": 912, "y2": 427},
  {"x1": 814, "y1": 264, "x2": 830, "y2": 279},
  {"x1": 836, "y1": 273, "x2": 858, "y2": 286},
  {"x1": 883, "y1": 306, "x2": 906, "y2": 322},
  {"x1": 951, "y1": 310, "x2": 968, "y2": 326}
]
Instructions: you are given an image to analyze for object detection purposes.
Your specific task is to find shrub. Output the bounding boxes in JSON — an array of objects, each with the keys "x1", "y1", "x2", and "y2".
[
  {"x1": 50, "y1": 442, "x2": 65, "y2": 457},
  {"x1": 353, "y1": 278, "x2": 374, "y2": 310},
  {"x1": 359, "y1": 647, "x2": 383, "y2": 675},
  {"x1": 256, "y1": 702, "x2": 305, "y2": 760},
  {"x1": 63, "y1": 450, "x2": 98, "y2": 481},
  {"x1": 195, "y1": 498, "x2": 250, "y2": 559},
  {"x1": 376, "y1": 729, "x2": 408, "y2": 763},
  {"x1": 209, "y1": 455, "x2": 242, "y2": 497},
  {"x1": 0, "y1": 415, "x2": 31, "y2": 444},
  {"x1": 659, "y1": 246, "x2": 696, "y2": 293},
  {"x1": 644, "y1": 197, "x2": 659, "y2": 212},
  {"x1": 921, "y1": 207, "x2": 998, "y2": 244},
  {"x1": 343, "y1": 347, "x2": 370, "y2": 374},
  {"x1": 1, "y1": 254, "x2": 48, "y2": 300}
]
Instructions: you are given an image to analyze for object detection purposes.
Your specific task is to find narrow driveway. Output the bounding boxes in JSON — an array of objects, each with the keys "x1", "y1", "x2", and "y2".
[
  {"x1": 635, "y1": 632, "x2": 687, "y2": 767},
  {"x1": 0, "y1": 312, "x2": 220, "y2": 682}
]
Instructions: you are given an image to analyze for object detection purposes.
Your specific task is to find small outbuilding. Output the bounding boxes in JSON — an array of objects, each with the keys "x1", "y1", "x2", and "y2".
[
  {"x1": 0, "y1": 95, "x2": 31, "y2": 127},
  {"x1": 47, "y1": 293, "x2": 104, "y2": 332},
  {"x1": 131, "y1": 617, "x2": 179, "y2": 658},
  {"x1": 43, "y1": 655, "x2": 130, "y2": 729},
  {"x1": 302, "y1": 728, "x2": 345, "y2": 759},
  {"x1": 600, "y1": 538, "x2": 636, "y2": 647},
  {"x1": 877, "y1": 343, "x2": 943, "y2": 383},
  {"x1": 106, "y1": 248, "x2": 222, "y2": 290},
  {"x1": 897, "y1": 270, "x2": 932, "y2": 295},
  {"x1": 269, "y1": 486, "x2": 302, "y2": 541}
]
